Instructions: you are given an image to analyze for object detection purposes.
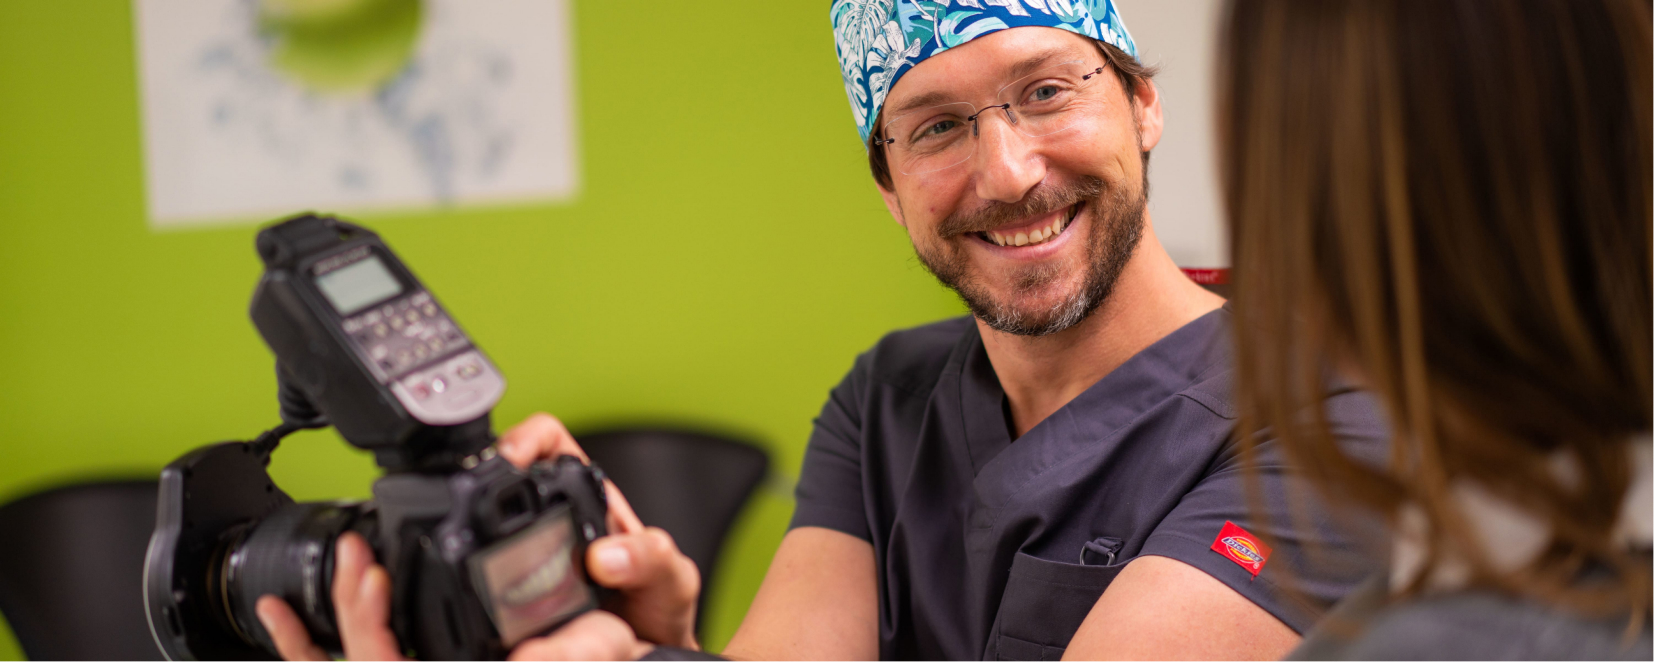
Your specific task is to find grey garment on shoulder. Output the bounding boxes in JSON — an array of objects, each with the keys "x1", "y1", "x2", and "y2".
[{"x1": 1291, "y1": 577, "x2": 1653, "y2": 660}]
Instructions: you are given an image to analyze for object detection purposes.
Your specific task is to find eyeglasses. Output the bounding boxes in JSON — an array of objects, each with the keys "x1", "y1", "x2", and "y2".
[{"x1": 875, "y1": 60, "x2": 1112, "y2": 176}]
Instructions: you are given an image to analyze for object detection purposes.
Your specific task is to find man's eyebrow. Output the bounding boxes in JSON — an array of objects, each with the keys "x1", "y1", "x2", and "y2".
[
  {"x1": 887, "y1": 90, "x2": 958, "y2": 118},
  {"x1": 882, "y1": 48, "x2": 1084, "y2": 121},
  {"x1": 1005, "y1": 49, "x2": 1078, "y2": 81}
]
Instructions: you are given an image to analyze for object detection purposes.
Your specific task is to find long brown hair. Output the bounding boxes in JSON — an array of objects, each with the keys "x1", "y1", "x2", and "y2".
[{"x1": 1220, "y1": 0, "x2": 1652, "y2": 618}]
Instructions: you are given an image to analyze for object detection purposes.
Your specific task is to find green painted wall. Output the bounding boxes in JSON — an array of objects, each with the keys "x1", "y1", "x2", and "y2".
[{"x1": 0, "y1": 1, "x2": 963, "y2": 658}]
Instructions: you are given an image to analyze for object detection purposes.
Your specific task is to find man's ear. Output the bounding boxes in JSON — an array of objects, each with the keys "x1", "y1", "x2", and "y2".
[
  {"x1": 877, "y1": 181, "x2": 908, "y2": 228},
  {"x1": 1133, "y1": 78, "x2": 1165, "y2": 153}
]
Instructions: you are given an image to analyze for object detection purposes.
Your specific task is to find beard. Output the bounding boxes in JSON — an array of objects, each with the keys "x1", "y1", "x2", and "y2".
[{"x1": 913, "y1": 174, "x2": 1147, "y2": 337}]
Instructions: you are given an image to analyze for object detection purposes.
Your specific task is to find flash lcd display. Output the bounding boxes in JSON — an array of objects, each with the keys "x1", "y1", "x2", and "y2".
[{"x1": 315, "y1": 255, "x2": 403, "y2": 315}]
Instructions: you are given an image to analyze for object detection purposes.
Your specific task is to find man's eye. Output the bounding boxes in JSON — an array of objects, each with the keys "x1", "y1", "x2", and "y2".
[
  {"x1": 1030, "y1": 85, "x2": 1061, "y2": 103},
  {"x1": 917, "y1": 119, "x2": 961, "y2": 139}
]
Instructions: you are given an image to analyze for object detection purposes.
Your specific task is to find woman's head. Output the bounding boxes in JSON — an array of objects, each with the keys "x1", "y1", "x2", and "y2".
[{"x1": 1219, "y1": 0, "x2": 1651, "y2": 612}]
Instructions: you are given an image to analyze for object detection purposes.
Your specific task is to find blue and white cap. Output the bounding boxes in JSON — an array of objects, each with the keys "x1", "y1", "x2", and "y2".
[{"x1": 831, "y1": 0, "x2": 1138, "y2": 143}]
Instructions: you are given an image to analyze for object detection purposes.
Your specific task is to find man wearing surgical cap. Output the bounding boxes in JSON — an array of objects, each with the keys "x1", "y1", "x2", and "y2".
[
  {"x1": 260, "y1": 3, "x2": 1393, "y2": 660},
  {"x1": 717, "y1": 1, "x2": 1390, "y2": 659}
]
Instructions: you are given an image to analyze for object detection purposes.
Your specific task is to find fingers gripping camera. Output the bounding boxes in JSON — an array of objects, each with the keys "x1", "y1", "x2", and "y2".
[{"x1": 143, "y1": 215, "x2": 612, "y2": 660}]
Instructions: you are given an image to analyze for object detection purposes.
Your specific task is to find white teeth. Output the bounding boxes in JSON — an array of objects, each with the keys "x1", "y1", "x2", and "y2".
[{"x1": 986, "y1": 206, "x2": 1078, "y2": 248}]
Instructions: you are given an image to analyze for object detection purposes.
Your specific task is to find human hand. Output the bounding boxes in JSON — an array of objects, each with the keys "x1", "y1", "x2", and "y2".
[
  {"x1": 497, "y1": 414, "x2": 702, "y2": 651},
  {"x1": 256, "y1": 531, "x2": 653, "y2": 661},
  {"x1": 255, "y1": 531, "x2": 404, "y2": 661}
]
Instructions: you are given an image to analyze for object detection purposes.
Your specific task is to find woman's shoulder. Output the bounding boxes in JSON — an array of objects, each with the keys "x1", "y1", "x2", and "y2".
[{"x1": 1293, "y1": 581, "x2": 1652, "y2": 660}]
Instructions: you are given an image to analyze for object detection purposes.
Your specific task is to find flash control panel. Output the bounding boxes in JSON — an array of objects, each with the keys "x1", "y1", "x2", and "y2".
[
  {"x1": 342, "y1": 291, "x2": 465, "y2": 380},
  {"x1": 339, "y1": 291, "x2": 503, "y2": 426}
]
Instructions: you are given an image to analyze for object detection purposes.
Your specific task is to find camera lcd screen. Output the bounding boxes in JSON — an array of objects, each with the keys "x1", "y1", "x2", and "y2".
[
  {"x1": 467, "y1": 505, "x2": 593, "y2": 647},
  {"x1": 315, "y1": 256, "x2": 403, "y2": 315}
]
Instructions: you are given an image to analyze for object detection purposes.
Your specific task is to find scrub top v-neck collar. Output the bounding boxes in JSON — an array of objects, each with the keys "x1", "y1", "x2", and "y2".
[{"x1": 954, "y1": 308, "x2": 1231, "y2": 504}]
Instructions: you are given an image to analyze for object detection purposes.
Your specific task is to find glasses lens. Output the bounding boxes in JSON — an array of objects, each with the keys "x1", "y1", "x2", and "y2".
[
  {"x1": 880, "y1": 102, "x2": 978, "y2": 175},
  {"x1": 995, "y1": 60, "x2": 1106, "y2": 139}
]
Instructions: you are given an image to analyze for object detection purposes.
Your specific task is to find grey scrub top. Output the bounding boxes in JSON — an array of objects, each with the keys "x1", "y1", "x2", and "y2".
[{"x1": 790, "y1": 308, "x2": 1389, "y2": 660}]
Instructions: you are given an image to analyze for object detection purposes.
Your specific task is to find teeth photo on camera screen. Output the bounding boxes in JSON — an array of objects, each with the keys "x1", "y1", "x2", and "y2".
[{"x1": 468, "y1": 506, "x2": 590, "y2": 646}]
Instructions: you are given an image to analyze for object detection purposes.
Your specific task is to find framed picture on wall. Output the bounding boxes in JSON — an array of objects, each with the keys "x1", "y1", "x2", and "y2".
[{"x1": 133, "y1": 0, "x2": 581, "y2": 228}]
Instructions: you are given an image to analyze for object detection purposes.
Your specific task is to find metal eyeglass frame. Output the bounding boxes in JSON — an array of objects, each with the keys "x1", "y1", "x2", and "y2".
[{"x1": 871, "y1": 63, "x2": 1110, "y2": 147}]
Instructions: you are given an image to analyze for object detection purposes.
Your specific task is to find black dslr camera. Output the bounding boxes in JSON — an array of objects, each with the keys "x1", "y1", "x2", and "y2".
[{"x1": 144, "y1": 215, "x2": 610, "y2": 660}]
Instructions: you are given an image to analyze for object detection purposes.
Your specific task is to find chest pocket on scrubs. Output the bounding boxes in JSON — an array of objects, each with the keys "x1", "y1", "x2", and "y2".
[{"x1": 989, "y1": 547, "x2": 1131, "y2": 661}]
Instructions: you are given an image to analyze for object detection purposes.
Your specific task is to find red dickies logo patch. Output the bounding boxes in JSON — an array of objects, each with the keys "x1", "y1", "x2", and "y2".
[{"x1": 1210, "y1": 521, "x2": 1272, "y2": 577}]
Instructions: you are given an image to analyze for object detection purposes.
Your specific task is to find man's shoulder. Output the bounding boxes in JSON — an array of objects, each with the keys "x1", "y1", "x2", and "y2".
[
  {"x1": 1172, "y1": 374, "x2": 1390, "y2": 475},
  {"x1": 848, "y1": 315, "x2": 975, "y2": 394},
  {"x1": 1167, "y1": 343, "x2": 1387, "y2": 442}
]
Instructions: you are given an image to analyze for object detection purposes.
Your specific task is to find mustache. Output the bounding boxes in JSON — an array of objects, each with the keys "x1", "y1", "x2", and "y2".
[{"x1": 936, "y1": 176, "x2": 1106, "y2": 239}]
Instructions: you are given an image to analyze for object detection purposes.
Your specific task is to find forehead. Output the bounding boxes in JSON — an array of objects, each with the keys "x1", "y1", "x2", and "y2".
[{"x1": 884, "y1": 27, "x2": 1097, "y2": 114}]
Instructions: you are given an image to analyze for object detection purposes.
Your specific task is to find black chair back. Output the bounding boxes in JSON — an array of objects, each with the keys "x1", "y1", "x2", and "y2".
[
  {"x1": 0, "y1": 479, "x2": 164, "y2": 660},
  {"x1": 576, "y1": 428, "x2": 769, "y2": 636}
]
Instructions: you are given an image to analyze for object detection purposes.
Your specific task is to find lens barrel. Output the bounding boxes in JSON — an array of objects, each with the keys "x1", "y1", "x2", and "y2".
[{"x1": 215, "y1": 502, "x2": 376, "y2": 654}]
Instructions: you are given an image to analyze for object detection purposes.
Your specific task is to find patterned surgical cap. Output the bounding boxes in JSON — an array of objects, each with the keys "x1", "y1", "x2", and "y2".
[{"x1": 831, "y1": 0, "x2": 1138, "y2": 143}]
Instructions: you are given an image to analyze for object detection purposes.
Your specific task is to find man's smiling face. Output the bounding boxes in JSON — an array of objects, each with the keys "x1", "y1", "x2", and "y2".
[{"x1": 876, "y1": 27, "x2": 1162, "y2": 336}]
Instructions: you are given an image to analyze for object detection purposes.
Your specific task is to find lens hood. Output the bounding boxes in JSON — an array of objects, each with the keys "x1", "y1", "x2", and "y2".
[{"x1": 144, "y1": 442, "x2": 292, "y2": 661}]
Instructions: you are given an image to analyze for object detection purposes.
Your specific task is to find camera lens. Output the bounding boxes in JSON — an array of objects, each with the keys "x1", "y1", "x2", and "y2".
[{"x1": 208, "y1": 502, "x2": 375, "y2": 655}]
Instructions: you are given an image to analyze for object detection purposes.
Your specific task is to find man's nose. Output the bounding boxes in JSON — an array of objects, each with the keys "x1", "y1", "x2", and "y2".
[{"x1": 971, "y1": 112, "x2": 1045, "y2": 204}]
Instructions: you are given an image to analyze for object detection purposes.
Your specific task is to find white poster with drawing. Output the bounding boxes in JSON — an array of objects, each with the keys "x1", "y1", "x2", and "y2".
[{"x1": 134, "y1": 0, "x2": 579, "y2": 228}]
